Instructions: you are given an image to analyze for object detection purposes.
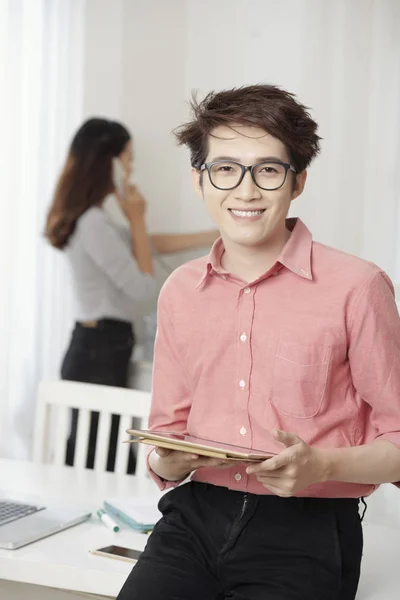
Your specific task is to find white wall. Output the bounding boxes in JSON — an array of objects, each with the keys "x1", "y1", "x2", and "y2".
[
  {"x1": 83, "y1": 0, "x2": 188, "y2": 233},
  {"x1": 182, "y1": 0, "x2": 400, "y2": 275},
  {"x1": 120, "y1": 0, "x2": 188, "y2": 233},
  {"x1": 83, "y1": 0, "x2": 400, "y2": 277},
  {"x1": 83, "y1": 0, "x2": 124, "y2": 118}
]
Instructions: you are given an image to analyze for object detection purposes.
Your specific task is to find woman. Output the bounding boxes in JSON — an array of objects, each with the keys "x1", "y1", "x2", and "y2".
[{"x1": 45, "y1": 118, "x2": 217, "y2": 472}]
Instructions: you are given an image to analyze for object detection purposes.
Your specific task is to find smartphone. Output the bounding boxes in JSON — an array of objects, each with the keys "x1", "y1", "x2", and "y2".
[
  {"x1": 112, "y1": 158, "x2": 126, "y2": 199},
  {"x1": 90, "y1": 544, "x2": 142, "y2": 564}
]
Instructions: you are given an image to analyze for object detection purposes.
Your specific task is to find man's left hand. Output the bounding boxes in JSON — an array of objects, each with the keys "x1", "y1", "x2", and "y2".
[{"x1": 246, "y1": 430, "x2": 329, "y2": 497}]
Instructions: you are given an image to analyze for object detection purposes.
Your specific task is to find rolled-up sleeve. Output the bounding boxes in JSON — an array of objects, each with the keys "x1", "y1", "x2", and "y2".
[
  {"x1": 146, "y1": 282, "x2": 193, "y2": 490},
  {"x1": 80, "y1": 209, "x2": 157, "y2": 305},
  {"x1": 348, "y1": 271, "x2": 400, "y2": 454}
]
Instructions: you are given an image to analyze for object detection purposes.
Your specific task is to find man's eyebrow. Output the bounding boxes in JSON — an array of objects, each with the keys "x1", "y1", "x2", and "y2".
[{"x1": 208, "y1": 155, "x2": 286, "y2": 163}]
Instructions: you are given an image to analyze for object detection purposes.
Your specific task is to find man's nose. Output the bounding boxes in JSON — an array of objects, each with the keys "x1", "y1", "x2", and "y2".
[{"x1": 234, "y1": 169, "x2": 261, "y2": 202}]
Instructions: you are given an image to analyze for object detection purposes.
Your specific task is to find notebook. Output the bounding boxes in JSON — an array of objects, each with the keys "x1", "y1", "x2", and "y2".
[{"x1": 104, "y1": 496, "x2": 162, "y2": 533}]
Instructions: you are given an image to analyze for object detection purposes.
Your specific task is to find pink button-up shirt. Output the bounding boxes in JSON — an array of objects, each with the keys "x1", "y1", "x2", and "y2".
[{"x1": 148, "y1": 218, "x2": 400, "y2": 498}]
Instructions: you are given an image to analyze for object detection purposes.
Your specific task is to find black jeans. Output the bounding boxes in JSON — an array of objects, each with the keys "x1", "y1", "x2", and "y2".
[
  {"x1": 61, "y1": 319, "x2": 134, "y2": 472},
  {"x1": 117, "y1": 482, "x2": 363, "y2": 600}
]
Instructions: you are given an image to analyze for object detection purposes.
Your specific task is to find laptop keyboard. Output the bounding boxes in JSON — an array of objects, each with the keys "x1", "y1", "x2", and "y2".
[{"x1": 0, "y1": 500, "x2": 45, "y2": 527}]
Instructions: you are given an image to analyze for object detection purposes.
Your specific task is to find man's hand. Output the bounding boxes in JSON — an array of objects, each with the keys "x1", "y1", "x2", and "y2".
[
  {"x1": 150, "y1": 447, "x2": 230, "y2": 482},
  {"x1": 246, "y1": 430, "x2": 329, "y2": 497}
]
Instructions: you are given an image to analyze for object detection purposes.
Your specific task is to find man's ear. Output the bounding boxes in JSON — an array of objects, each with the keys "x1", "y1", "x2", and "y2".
[
  {"x1": 291, "y1": 170, "x2": 307, "y2": 201},
  {"x1": 191, "y1": 168, "x2": 203, "y2": 199}
]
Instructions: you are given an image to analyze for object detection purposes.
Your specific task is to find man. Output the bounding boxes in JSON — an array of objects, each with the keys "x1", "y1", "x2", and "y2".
[{"x1": 117, "y1": 85, "x2": 400, "y2": 600}]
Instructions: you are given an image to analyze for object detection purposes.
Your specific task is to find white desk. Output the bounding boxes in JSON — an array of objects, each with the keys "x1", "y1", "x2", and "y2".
[
  {"x1": 0, "y1": 459, "x2": 161, "y2": 599},
  {"x1": 0, "y1": 459, "x2": 399, "y2": 599}
]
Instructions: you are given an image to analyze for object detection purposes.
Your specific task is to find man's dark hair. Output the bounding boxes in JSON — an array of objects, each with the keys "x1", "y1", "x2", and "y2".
[{"x1": 174, "y1": 84, "x2": 321, "y2": 173}]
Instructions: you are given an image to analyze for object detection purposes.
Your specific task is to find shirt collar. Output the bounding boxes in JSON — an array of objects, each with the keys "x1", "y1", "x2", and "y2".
[
  {"x1": 196, "y1": 217, "x2": 313, "y2": 289},
  {"x1": 278, "y1": 218, "x2": 313, "y2": 280}
]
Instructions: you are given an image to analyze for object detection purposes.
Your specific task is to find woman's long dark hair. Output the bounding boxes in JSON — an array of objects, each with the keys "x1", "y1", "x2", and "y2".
[{"x1": 45, "y1": 118, "x2": 130, "y2": 249}]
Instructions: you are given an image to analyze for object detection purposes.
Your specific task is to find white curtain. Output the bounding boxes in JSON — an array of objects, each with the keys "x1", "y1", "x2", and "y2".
[{"x1": 0, "y1": 0, "x2": 85, "y2": 459}]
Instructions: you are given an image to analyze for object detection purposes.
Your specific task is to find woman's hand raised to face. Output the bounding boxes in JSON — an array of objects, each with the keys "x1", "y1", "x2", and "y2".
[{"x1": 116, "y1": 178, "x2": 147, "y2": 222}]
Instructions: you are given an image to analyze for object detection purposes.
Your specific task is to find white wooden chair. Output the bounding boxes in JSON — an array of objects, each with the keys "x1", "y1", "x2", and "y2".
[{"x1": 32, "y1": 380, "x2": 151, "y2": 479}]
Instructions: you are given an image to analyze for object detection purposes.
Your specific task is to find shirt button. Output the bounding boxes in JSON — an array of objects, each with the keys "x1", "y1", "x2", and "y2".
[
  {"x1": 244, "y1": 287, "x2": 251, "y2": 294},
  {"x1": 240, "y1": 333, "x2": 247, "y2": 342},
  {"x1": 235, "y1": 473, "x2": 242, "y2": 481},
  {"x1": 240, "y1": 427, "x2": 247, "y2": 436},
  {"x1": 239, "y1": 379, "x2": 246, "y2": 389}
]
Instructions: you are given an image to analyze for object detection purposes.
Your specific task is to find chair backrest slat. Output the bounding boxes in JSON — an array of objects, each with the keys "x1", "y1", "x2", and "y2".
[
  {"x1": 53, "y1": 404, "x2": 69, "y2": 466},
  {"x1": 75, "y1": 408, "x2": 91, "y2": 469},
  {"x1": 115, "y1": 415, "x2": 133, "y2": 474},
  {"x1": 33, "y1": 380, "x2": 152, "y2": 477},
  {"x1": 94, "y1": 411, "x2": 112, "y2": 472}
]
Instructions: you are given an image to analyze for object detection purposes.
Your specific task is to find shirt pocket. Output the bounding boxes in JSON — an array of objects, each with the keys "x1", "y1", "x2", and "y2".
[{"x1": 269, "y1": 342, "x2": 332, "y2": 418}]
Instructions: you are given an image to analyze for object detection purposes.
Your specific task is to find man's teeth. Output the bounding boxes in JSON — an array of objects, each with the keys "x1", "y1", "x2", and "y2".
[{"x1": 231, "y1": 209, "x2": 264, "y2": 217}]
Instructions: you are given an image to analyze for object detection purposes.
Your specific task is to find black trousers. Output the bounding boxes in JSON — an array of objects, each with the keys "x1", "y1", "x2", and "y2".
[
  {"x1": 117, "y1": 482, "x2": 363, "y2": 600},
  {"x1": 61, "y1": 318, "x2": 134, "y2": 472}
]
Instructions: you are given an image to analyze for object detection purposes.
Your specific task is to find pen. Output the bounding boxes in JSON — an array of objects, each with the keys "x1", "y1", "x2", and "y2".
[{"x1": 96, "y1": 509, "x2": 120, "y2": 532}]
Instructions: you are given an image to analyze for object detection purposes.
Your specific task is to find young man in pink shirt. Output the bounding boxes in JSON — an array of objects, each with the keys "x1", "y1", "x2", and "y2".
[{"x1": 117, "y1": 85, "x2": 400, "y2": 600}]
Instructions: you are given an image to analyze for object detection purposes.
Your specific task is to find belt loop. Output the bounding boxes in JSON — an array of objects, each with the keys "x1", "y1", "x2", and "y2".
[
  {"x1": 80, "y1": 320, "x2": 98, "y2": 328},
  {"x1": 359, "y1": 497, "x2": 368, "y2": 522}
]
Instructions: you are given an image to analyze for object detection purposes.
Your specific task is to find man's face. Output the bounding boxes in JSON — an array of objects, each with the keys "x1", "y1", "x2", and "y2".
[{"x1": 192, "y1": 125, "x2": 306, "y2": 250}]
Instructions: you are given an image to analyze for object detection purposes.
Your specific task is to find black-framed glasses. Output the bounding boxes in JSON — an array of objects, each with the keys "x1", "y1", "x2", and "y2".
[{"x1": 200, "y1": 160, "x2": 297, "y2": 191}]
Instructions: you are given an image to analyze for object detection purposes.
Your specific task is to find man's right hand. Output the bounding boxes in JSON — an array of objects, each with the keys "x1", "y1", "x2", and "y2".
[{"x1": 149, "y1": 447, "x2": 230, "y2": 482}]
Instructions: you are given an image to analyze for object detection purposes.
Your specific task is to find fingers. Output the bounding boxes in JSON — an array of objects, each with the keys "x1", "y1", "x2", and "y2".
[
  {"x1": 127, "y1": 184, "x2": 142, "y2": 202},
  {"x1": 257, "y1": 473, "x2": 298, "y2": 497},
  {"x1": 272, "y1": 429, "x2": 303, "y2": 448},
  {"x1": 171, "y1": 455, "x2": 229, "y2": 470},
  {"x1": 123, "y1": 173, "x2": 130, "y2": 198},
  {"x1": 246, "y1": 452, "x2": 293, "y2": 474},
  {"x1": 215, "y1": 462, "x2": 234, "y2": 469},
  {"x1": 190, "y1": 457, "x2": 229, "y2": 469},
  {"x1": 155, "y1": 447, "x2": 172, "y2": 458},
  {"x1": 249, "y1": 467, "x2": 287, "y2": 479},
  {"x1": 260, "y1": 482, "x2": 294, "y2": 498},
  {"x1": 155, "y1": 448, "x2": 199, "y2": 462},
  {"x1": 246, "y1": 431, "x2": 305, "y2": 475},
  {"x1": 115, "y1": 189, "x2": 125, "y2": 206},
  {"x1": 155, "y1": 449, "x2": 230, "y2": 472}
]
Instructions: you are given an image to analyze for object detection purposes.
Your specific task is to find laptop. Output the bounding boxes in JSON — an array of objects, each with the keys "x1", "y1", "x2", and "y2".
[{"x1": 0, "y1": 498, "x2": 92, "y2": 549}]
